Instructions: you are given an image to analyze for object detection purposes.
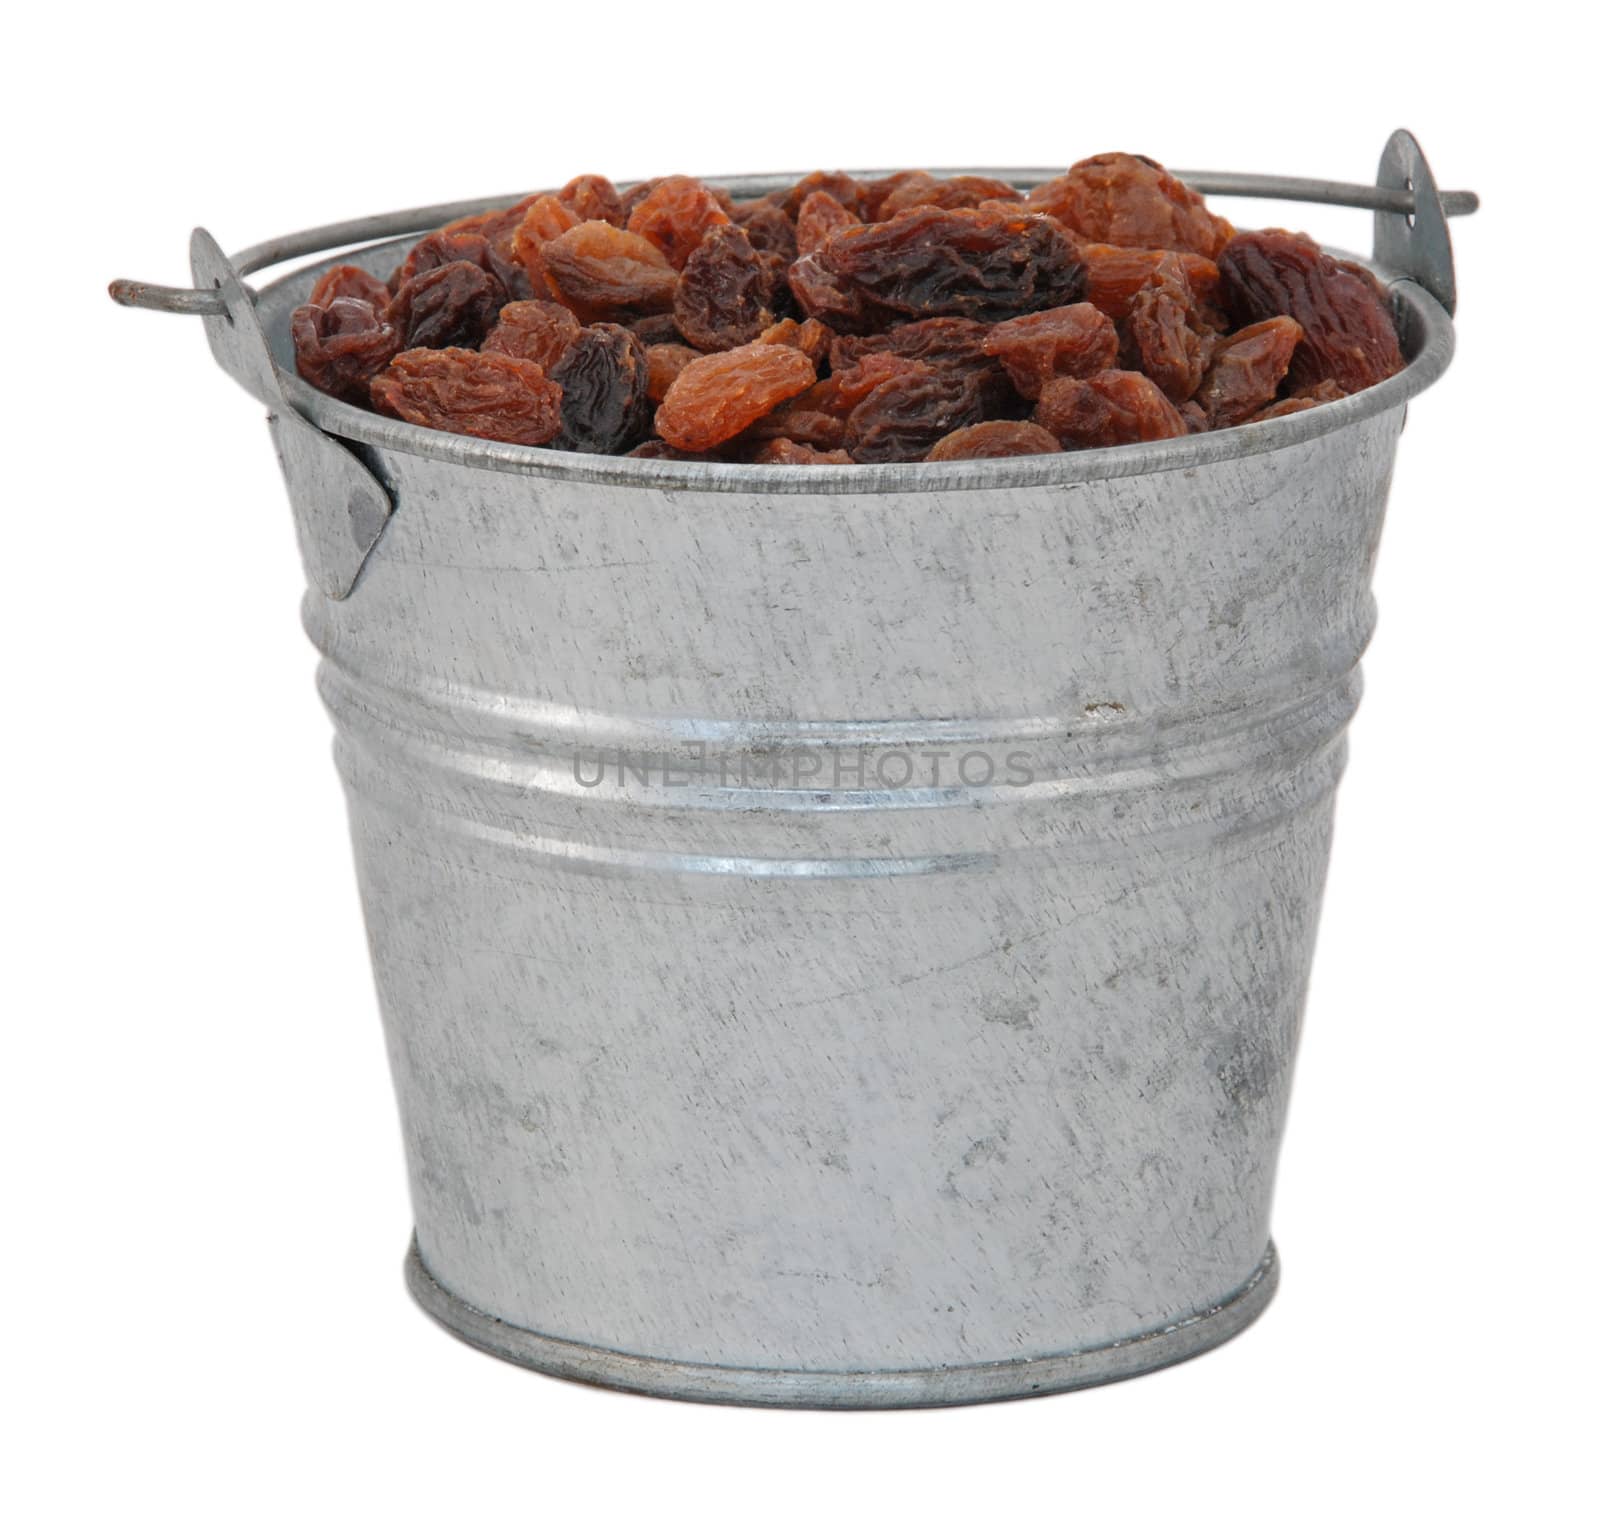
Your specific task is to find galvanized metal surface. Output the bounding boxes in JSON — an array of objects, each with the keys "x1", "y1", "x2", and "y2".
[{"x1": 114, "y1": 136, "x2": 1464, "y2": 1404}]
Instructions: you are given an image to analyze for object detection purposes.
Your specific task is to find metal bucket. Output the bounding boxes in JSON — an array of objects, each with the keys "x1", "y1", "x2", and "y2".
[{"x1": 113, "y1": 130, "x2": 1472, "y2": 1407}]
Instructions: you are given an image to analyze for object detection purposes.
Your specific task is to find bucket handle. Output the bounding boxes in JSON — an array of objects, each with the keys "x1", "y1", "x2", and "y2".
[{"x1": 110, "y1": 132, "x2": 1476, "y2": 598}]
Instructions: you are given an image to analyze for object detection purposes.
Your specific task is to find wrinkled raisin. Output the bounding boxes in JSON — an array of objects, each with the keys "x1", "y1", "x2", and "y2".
[
  {"x1": 1121, "y1": 257, "x2": 1216, "y2": 402},
  {"x1": 656, "y1": 342, "x2": 816, "y2": 451},
  {"x1": 831, "y1": 316, "x2": 1019, "y2": 413},
  {"x1": 386, "y1": 260, "x2": 506, "y2": 349},
  {"x1": 926, "y1": 420, "x2": 1062, "y2": 460},
  {"x1": 1035, "y1": 370, "x2": 1189, "y2": 447},
  {"x1": 511, "y1": 195, "x2": 581, "y2": 298},
  {"x1": 878, "y1": 173, "x2": 1022, "y2": 217},
  {"x1": 557, "y1": 174, "x2": 624, "y2": 227},
  {"x1": 796, "y1": 190, "x2": 861, "y2": 256},
  {"x1": 732, "y1": 199, "x2": 800, "y2": 263},
  {"x1": 792, "y1": 206, "x2": 1083, "y2": 330},
  {"x1": 291, "y1": 297, "x2": 402, "y2": 403},
  {"x1": 626, "y1": 176, "x2": 731, "y2": 269},
  {"x1": 547, "y1": 323, "x2": 652, "y2": 454},
  {"x1": 759, "y1": 316, "x2": 833, "y2": 367},
  {"x1": 981, "y1": 303, "x2": 1119, "y2": 400},
  {"x1": 1078, "y1": 243, "x2": 1223, "y2": 320},
  {"x1": 1194, "y1": 315, "x2": 1304, "y2": 428},
  {"x1": 1028, "y1": 154, "x2": 1233, "y2": 258},
  {"x1": 845, "y1": 363, "x2": 985, "y2": 463},
  {"x1": 310, "y1": 265, "x2": 393, "y2": 311},
  {"x1": 778, "y1": 172, "x2": 873, "y2": 221},
  {"x1": 1218, "y1": 229, "x2": 1403, "y2": 393},
  {"x1": 391, "y1": 229, "x2": 527, "y2": 303},
  {"x1": 370, "y1": 348, "x2": 563, "y2": 445},
  {"x1": 673, "y1": 224, "x2": 774, "y2": 351},
  {"x1": 481, "y1": 300, "x2": 582, "y2": 372},
  {"x1": 628, "y1": 313, "x2": 684, "y2": 345},
  {"x1": 541, "y1": 221, "x2": 678, "y2": 318}
]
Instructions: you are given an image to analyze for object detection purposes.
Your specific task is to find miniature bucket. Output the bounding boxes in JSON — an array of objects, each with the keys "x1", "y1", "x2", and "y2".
[{"x1": 112, "y1": 130, "x2": 1473, "y2": 1406}]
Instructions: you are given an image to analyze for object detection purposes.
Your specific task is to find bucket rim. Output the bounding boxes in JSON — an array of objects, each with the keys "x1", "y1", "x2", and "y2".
[{"x1": 259, "y1": 230, "x2": 1454, "y2": 497}]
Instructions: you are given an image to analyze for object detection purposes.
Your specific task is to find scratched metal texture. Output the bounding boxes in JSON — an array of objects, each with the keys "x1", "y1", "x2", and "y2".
[{"x1": 299, "y1": 406, "x2": 1399, "y2": 1382}]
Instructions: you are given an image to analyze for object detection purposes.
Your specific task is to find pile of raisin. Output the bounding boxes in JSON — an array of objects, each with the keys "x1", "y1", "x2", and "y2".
[{"x1": 292, "y1": 154, "x2": 1405, "y2": 464}]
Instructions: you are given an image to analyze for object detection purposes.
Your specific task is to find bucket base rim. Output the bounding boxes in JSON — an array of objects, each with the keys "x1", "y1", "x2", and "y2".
[{"x1": 403, "y1": 1235, "x2": 1279, "y2": 1409}]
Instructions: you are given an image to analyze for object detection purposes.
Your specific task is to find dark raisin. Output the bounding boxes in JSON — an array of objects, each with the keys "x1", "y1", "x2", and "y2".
[
  {"x1": 844, "y1": 363, "x2": 985, "y2": 463},
  {"x1": 386, "y1": 260, "x2": 506, "y2": 349},
  {"x1": 791, "y1": 206, "x2": 1084, "y2": 330},
  {"x1": 673, "y1": 225, "x2": 775, "y2": 351},
  {"x1": 1218, "y1": 229, "x2": 1403, "y2": 393},
  {"x1": 548, "y1": 324, "x2": 654, "y2": 454}
]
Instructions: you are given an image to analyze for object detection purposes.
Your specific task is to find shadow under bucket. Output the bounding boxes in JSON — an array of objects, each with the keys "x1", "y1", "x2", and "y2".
[{"x1": 114, "y1": 130, "x2": 1470, "y2": 1406}]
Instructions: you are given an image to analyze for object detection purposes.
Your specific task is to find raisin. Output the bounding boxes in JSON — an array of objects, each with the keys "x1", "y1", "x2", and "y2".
[
  {"x1": 796, "y1": 190, "x2": 860, "y2": 256},
  {"x1": 1035, "y1": 370, "x2": 1190, "y2": 447},
  {"x1": 291, "y1": 297, "x2": 402, "y2": 403},
  {"x1": 439, "y1": 197, "x2": 539, "y2": 299},
  {"x1": 791, "y1": 206, "x2": 1084, "y2": 330},
  {"x1": 386, "y1": 260, "x2": 506, "y2": 349},
  {"x1": 845, "y1": 363, "x2": 985, "y2": 463},
  {"x1": 759, "y1": 316, "x2": 834, "y2": 367},
  {"x1": 481, "y1": 300, "x2": 582, "y2": 372},
  {"x1": 628, "y1": 313, "x2": 685, "y2": 344},
  {"x1": 370, "y1": 347, "x2": 563, "y2": 445},
  {"x1": 750, "y1": 438, "x2": 854, "y2": 465},
  {"x1": 778, "y1": 172, "x2": 873, "y2": 221},
  {"x1": 981, "y1": 303, "x2": 1119, "y2": 400},
  {"x1": 309, "y1": 265, "x2": 393, "y2": 311},
  {"x1": 1218, "y1": 229, "x2": 1403, "y2": 393},
  {"x1": 926, "y1": 420, "x2": 1062, "y2": 460},
  {"x1": 732, "y1": 199, "x2": 800, "y2": 263},
  {"x1": 645, "y1": 342, "x2": 702, "y2": 403},
  {"x1": 1027, "y1": 154, "x2": 1233, "y2": 258},
  {"x1": 390, "y1": 231, "x2": 520, "y2": 303},
  {"x1": 511, "y1": 195, "x2": 581, "y2": 298},
  {"x1": 878, "y1": 173, "x2": 1022, "y2": 217},
  {"x1": 540, "y1": 221, "x2": 678, "y2": 318},
  {"x1": 655, "y1": 342, "x2": 816, "y2": 451},
  {"x1": 557, "y1": 174, "x2": 624, "y2": 227},
  {"x1": 673, "y1": 224, "x2": 774, "y2": 351},
  {"x1": 859, "y1": 171, "x2": 928, "y2": 220},
  {"x1": 1193, "y1": 315, "x2": 1304, "y2": 428},
  {"x1": 546, "y1": 324, "x2": 652, "y2": 454},
  {"x1": 1079, "y1": 244, "x2": 1222, "y2": 320},
  {"x1": 626, "y1": 176, "x2": 731, "y2": 269},
  {"x1": 1121, "y1": 257, "x2": 1216, "y2": 402},
  {"x1": 831, "y1": 351, "x2": 931, "y2": 409}
]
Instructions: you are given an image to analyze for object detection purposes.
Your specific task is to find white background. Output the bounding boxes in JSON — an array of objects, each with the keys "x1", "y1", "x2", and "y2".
[{"x1": 6, "y1": 5, "x2": 1594, "y2": 1523}]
